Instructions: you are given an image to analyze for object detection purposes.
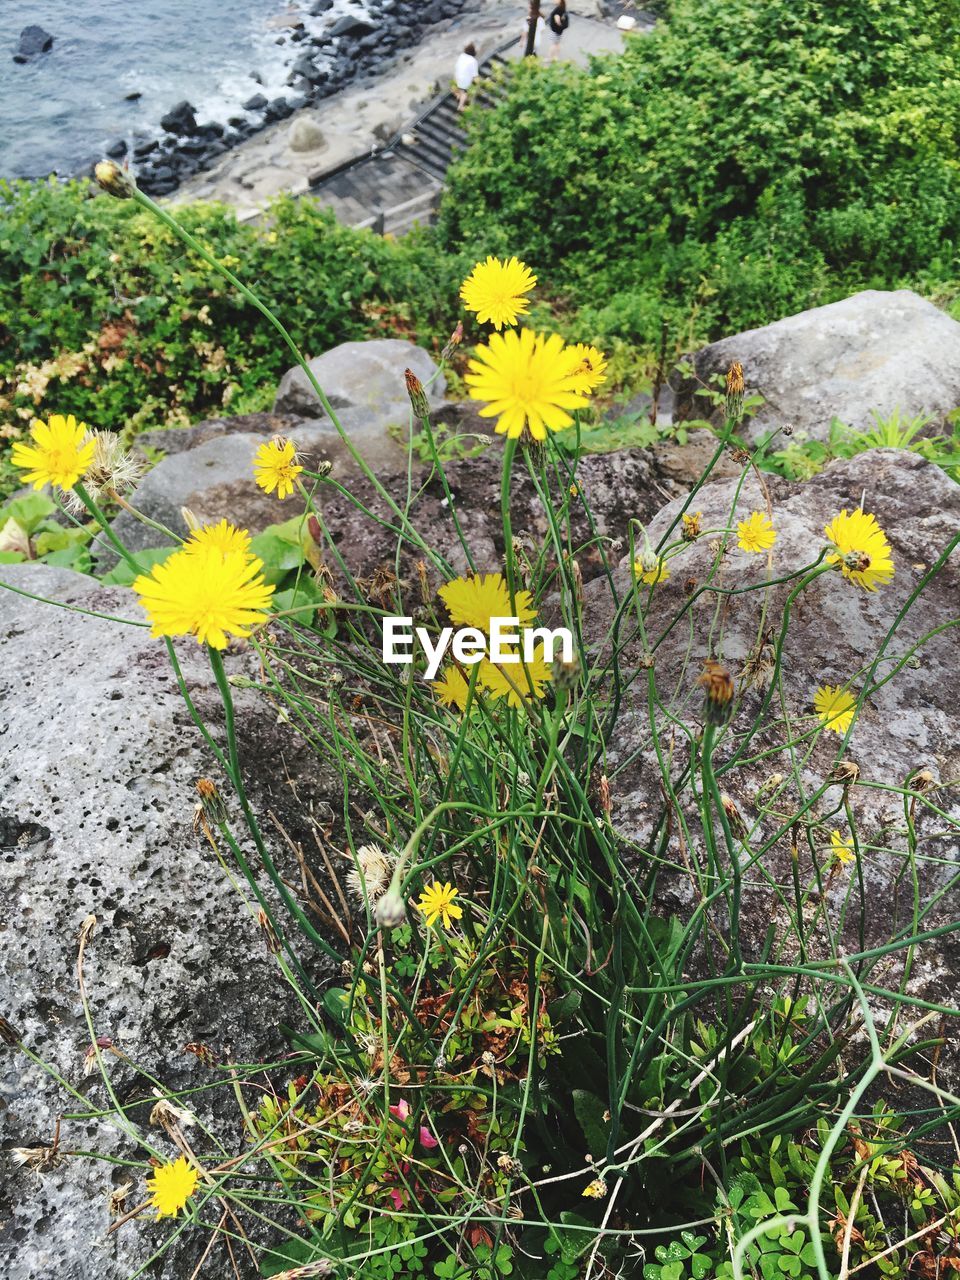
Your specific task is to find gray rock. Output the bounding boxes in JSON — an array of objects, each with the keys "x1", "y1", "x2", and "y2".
[
  {"x1": 288, "y1": 114, "x2": 327, "y2": 152},
  {"x1": 0, "y1": 563, "x2": 338, "y2": 1279},
  {"x1": 672, "y1": 290, "x2": 960, "y2": 444},
  {"x1": 242, "y1": 91, "x2": 268, "y2": 112},
  {"x1": 274, "y1": 338, "x2": 445, "y2": 421},
  {"x1": 584, "y1": 449, "x2": 960, "y2": 974},
  {"x1": 105, "y1": 409, "x2": 411, "y2": 563},
  {"x1": 17, "y1": 24, "x2": 53, "y2": 56},
  {"x1": 330, "y1": 15, "x2": 376, "y2": 37}
]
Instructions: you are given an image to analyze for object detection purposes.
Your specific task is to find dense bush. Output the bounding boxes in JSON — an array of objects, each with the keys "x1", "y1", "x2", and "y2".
[
  {"x1": 0, "y1": 178, "x2": 462, "y2": 441},
  {"x1": 440, "y1": 0, "x2": 960, "y2": 347}
]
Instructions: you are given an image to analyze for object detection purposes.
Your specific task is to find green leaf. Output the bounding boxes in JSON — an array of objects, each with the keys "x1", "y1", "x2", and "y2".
[
  {"x1": 572, "y1": 1090, "x2": 609, "y2": 1154},
  {"x1": 100, "y1": 546, "x2": 176, "y2": 585},
  {"x1": 34, "y1": 525, "x2": 90, "y2": 556},
  {"x1": 0, "y1": 493, "x2": 58, "y2": 535}
]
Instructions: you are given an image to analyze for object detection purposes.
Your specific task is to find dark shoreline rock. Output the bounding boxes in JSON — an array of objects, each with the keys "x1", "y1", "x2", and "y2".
[
  {"x1": 130, "y1": 0, "x2": 481, "y2": 197},
  {"x1": 15, "y1": 24, "x2": 54, "y2": 60}
]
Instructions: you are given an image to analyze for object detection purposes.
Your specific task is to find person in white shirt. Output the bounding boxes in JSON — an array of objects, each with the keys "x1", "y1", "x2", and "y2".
[{"x1": 454, "y1": 42, "x2": 480, "y2": 112}]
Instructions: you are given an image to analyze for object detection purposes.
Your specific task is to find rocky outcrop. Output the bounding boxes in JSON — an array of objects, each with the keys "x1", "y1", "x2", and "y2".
[
  {"x1": 14, "y1": 25, "x2": 53, "y2": 60},
  {"x1": 274, "y1": 337, "x2": 445, "y2": 420},
  {"x1": 672, "y1": 290, "x2": 960, "y2": 444},
  {"x1": 583, "y1": 449, "x2": 960, "y2": 980},
  {"x1": 0, "y1": 564, "x2": 340, "y2": 1279}
]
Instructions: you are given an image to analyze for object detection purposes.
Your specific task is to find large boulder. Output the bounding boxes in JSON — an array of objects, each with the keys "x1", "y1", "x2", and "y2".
[
  {"x1": 583, "y1": 450, "x2": 960, "y2": 993},
  {"x1": 159, "y1": 100, "x2": 197, "y2": 136},
  {"x1": 16, "y1": 24, "x2": 53, "y2": 57},
  {"x1": 104, "y1": 406, "x2": 413, "y2": 562},
  {"x1": 672, "y1": 290, "x2": 960, "y2": 443},
  {"x1": 0, "y1": 563, "x2": 339, "y2": 1278},
  {"x1": 274, "y1": 338, "x2": 445, "y2": 420}
]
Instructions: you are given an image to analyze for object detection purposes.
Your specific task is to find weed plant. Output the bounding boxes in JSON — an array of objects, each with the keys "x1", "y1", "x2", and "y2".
[{"x1": 3, "y1": 171, "x2": 960, "y2": 1280}]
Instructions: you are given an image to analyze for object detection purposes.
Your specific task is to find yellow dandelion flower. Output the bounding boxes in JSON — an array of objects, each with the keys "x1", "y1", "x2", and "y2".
[
  {"x1": 824, "y1": 508, "x2": 894, "y2": 591},
  {"x1": 566, "y1": 343, "x2": 608, "y2": 395},
  {"x1": 416, "y1": 881, "x2": 463, "y2": 929},
  {"x1": 438, "y1": 572, "x2": 536, "y2": 632},
  {"x1": 10, "y1": 414, "x2": 96, "y2": 491},
  {"x1": 253, "y1": 437, "x2": 303, "y2": 500},
  {"x1": 459, "y1": 255, "x2": 536, "y2": 330},
  {"x1": 633, "y1": 556, "x2": 670, "y2": 587},
  {"x1": 146, "y1": 1155, "x2": 199, "y2": 1219},
  {"x1": 681, "y1": 511, "x2": 702, "y2": 541},
  {"x1": 133, "y1": 545, "x2": 275, "y2": 649},
  {"x1": 480, "y1": 643, "x2": 552, "y2": 707},
  {"x1": 737, "y1": 511, "x2": 777, "y2": 553},
  {"x1": 813, "y1": 684, "x2": 857, "y2": 735},
  {"x1": 185, "y1": 519, "x2": 252, "y2": 557},
  {"x1": 830, "y1": 829, "x2": 855, "y2": 865},
  {"x1": 465, "y1": 328, "x2": 588, "y2": 441},
  {"x1": 432, "y1": 666, "x2": 472, "y2": 712}
]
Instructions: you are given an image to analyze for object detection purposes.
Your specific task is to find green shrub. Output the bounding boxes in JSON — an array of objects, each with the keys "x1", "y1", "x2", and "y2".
[
  {"x1": 440, "y1": 0, "x2": 960, "y2": 347},
  {"x1": 0, "y1": 178, "x2": 462, "y2": 443}
]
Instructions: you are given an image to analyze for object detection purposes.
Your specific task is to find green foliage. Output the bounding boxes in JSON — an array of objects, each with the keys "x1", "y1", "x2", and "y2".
[
  {"x1": 759, "y1": 408, "x2": 960, "y2": 481},
  {"x1": 0, "y1": 178, "x2": 461, "y2": 447},
  {"x1": 0, "y1": 491, "x2": 94, "y2": 572},
  {"x1": 441, "y1": 0, "x2": 960, "y2": 348}
]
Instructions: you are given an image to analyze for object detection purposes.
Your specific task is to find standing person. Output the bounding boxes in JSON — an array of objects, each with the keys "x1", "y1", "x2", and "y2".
[
  {"x1": 548, "y1": 0, "x2": 569, "y2": 61},
  {"x1": 454, "y1": 42, "x2": 479, "y2": 111},
  {"x1": 523, "y1": 4, "x2": 546, "y2": 57}
]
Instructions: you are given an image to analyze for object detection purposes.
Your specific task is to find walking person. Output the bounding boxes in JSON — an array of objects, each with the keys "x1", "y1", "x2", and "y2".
[
  {"x1": 548, "y1": 0, "x2": 569, "y2": 61},
  {"x1": 454, "y1": 42, "x2": 479, "y2": 111},
  {"x1": 523, "y1": 4, "x2": 546, "y2": 57}
]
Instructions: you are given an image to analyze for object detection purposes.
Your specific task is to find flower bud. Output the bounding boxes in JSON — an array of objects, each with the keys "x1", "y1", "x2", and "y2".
[
  {"x1": 440, "y1": 321, "x2": 464, "y2": 362},
  {"x1": 724, "y1": 360, "x2": 744, "y2": 420},
  {"x1": 404, "y1": 368, "x2": 431, "y2": 420},
  {"x1": 95, "y1": 160, "x2": 136, "y2": 199},
  {"x1": 698, "y1": 659, "x2": 735, "y2": 726},
  {"x1": 375, "y1": 888, "x2": 407, "y2": 930}
]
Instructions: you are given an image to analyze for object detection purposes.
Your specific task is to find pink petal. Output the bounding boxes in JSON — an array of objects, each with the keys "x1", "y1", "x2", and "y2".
[
  {"x1": 419, "y1": 1126, "x2": 439, "y2": 1149},
  {"x1": 389, "y1": 1099, "x2": 409, "y2": 1121},
  {"x1": 387, "y1": 1188, "x2": 405, "y2": 1210}
]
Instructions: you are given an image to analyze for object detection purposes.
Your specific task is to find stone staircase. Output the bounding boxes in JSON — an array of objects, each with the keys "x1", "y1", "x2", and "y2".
[{"x1": 308, "y1": 42, "x2": 516, "y2": 234}]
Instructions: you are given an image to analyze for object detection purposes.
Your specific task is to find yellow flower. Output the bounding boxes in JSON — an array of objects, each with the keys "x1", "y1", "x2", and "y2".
[
  {"x1": 416, "y1": 881, "x2": 463, "y2": 929},
  {"x1": 432, "y1": 665, "x2": 472, "y2": 712},
  {"x1": 465, "y1": 328, "x2": 588, "y2": 440},
  {"x1": 10, "y1": 414, "x2": 96, "y2": 491},
  {"x1": 737, "y1": 511, "x2": 777, "y2": 553},
  {"x1": 566, "y1": 343, "x2": 608, "y2": 395},
  {"x1": 438, "y1": 572, "x2": 536, "y2": 632},
  {"x1": 146, "y1": 1155, "x2": 199, "y2": 1219},
  {"x1": 813, "y1": 684, "x2": 856, "y2": 735},
  {"x1": 460, "y1": 255, "x2": 536, "y2": 330},
  {"x1": 185, "y1": 519, "x2": 252, "y2": 557},
  {"x1": 830, "y1": 829, "x2": 855, "y2": 865},
  {"x1": 633, "y1": 556, "x2": 670, "y2": 587},
  {"x1": 824, "y1": 508, "x2": 894, "y2": 591},
  {"x1": 582, "y1": 1178, "x2": 608, "y2": 1199},
  {"x1": 480, "y1": 642, "x2": 552, "y2": 707},
  {"x1": 253, "y1": 437, "x2": 303, "y2": 500},
  {"x1": 681, "y1": 511, "x2": 702, "y2": 541},
  {"x1": 133, "y1": 545, "x2": 275, "y2": 649}
]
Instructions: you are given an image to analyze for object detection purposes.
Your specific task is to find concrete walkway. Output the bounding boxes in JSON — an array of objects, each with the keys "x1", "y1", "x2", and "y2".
[{"x1": 174, "y1": 2, "x2": 639, "y2": 221}]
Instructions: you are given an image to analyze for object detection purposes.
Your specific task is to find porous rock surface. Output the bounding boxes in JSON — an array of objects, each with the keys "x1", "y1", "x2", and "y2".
[
  {"x1": 0, "y1": 563, "x2": 336, "y2": 1279},
  {"x1": 587, "y1": 450, "x2": 960, "y2": 988},
  {"x1": 672, "y1": 290, "x2": 960, "y2": 443}
]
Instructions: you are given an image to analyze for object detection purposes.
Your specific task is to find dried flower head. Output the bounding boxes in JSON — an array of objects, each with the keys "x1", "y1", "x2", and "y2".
[
  {"x1": 347, "y1": 843, "x2": 394, "y2": 905},
  {"x1": 11, "y1": 1145, "x2": 64, "y2": 1175},
  {"x1": 183, "y1": 1042, "x2": 219, "y2": 1068},
  {"x1": 829, "y1": 760, "x2": 861, "y2": 787},
  {"x1": 698, "y1": 660, "x2": 735, "y2": 725},
  {"x1": 257, "y1": 910, "x2": 282, "y2": 955},
  {"x1": 108, "y1": 1182, "x2": 133, "y2": 1216},
  {"x1": 910, "y1": 768, "x2": 938, "y2": 795},
  {"x1": 61, "y1": 430, "x2": 145, "y2": 513},
  {"x1": 725, "y1": 360, "x2": 745, "y2": 419},
  {"x1": 0, "y1": 1015, "x2": 20, "y2": 1046},
  {"x1": 149, "y1": 1091, "x2": 197, "y2": 1133},
  {"x1": 272, "y1": 1261, "x2": 336, "y2": 1279}
]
